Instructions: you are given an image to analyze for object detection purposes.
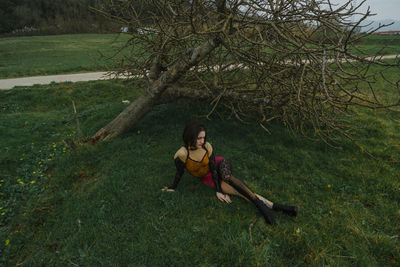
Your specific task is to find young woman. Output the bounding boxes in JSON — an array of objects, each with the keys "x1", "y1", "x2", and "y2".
[{"x1": 162, "y1": 121, "x2": 298, "y2": 225}]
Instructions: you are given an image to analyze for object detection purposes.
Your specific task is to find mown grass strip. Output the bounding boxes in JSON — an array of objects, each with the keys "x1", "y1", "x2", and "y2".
[
  {"x1": 1, "y1": 34, "x2": 400, "y2": 80},
  {"x1": 0, "y1": 34, "x2": 130, "y2": 79}
]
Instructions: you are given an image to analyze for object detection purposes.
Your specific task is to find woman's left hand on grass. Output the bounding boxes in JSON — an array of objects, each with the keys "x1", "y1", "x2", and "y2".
[
  {"x1": 216, "y1": 192, "x2": 232, "y2": 203},
  {"x1": 161, "y1": 186, "x2": 175, "y2": 192}
]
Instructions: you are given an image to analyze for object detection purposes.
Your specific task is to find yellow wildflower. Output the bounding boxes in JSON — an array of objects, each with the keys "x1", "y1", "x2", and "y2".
[
  {"x1": 0, "y1": 207, "x2": 3, "y2": 210},
  {"x1": 1, "y1": 212, "x2": 5, "y2": 216},
  {"x1": 327, "y1": 184, "x2": 331, "y2": 188},
  {"x1": 5, "y1": 239, "x2": 10, "y2": 246},
  {"x1": 30, "y1": 181, "x2": 35, "y2": 184},
  {"x1": 20, "y1": 158, "x2": 23, "y2": 161}
]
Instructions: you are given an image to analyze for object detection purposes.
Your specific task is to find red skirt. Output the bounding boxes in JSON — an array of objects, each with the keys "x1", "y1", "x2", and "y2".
[{"x1": 201, "y1": 156, "x2": 224, "y2": 187}]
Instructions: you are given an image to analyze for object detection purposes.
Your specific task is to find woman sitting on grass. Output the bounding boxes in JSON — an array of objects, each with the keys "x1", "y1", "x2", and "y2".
[{"x1": 162, "y1": 121, "x2": 298, "y2": 225}]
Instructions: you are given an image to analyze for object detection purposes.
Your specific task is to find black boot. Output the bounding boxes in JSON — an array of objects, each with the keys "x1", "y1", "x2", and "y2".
[
  {"x1": 273, "y1": 203, "x2": 298, "y2": 217},
  {"x1": 254, "y1": 198, "x2": 276, "y2": 225}
]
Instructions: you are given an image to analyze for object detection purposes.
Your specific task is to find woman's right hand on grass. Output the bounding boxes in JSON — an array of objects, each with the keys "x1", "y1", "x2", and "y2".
[{"x1": 161, "y1": 186, "x2": 175, "y2": 192}]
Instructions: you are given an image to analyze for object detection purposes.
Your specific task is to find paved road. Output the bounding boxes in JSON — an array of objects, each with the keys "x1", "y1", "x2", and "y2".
[{"x1": 0, "y1": 54, "x2": 398, "y2": 90}]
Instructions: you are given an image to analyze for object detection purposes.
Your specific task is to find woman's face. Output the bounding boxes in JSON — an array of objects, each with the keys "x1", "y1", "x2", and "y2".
[{"x1": 196, "y1": 131, "x2": 206, "y2": 149}]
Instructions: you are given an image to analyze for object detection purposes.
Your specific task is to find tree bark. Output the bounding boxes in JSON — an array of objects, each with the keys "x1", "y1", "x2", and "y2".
[{"x1": 90, "y1": 37, "x2": 220, "y2": 142}]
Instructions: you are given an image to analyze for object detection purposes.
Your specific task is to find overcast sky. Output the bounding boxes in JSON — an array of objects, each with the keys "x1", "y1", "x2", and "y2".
[{"x1": 335, "y1": 0, "x2": 400, "y2": 20}]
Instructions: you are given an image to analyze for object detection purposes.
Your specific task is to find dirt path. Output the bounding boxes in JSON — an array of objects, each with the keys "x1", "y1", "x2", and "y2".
[
  {"x1": 0, "y1": 72, "x2": 113, "y2": 90},
  {"x1": 0, "y1": 54, "x2": 398, "y2": 90}
]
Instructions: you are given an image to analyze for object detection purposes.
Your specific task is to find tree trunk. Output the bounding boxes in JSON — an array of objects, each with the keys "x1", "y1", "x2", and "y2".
[{"x1": 90, "y1": 37, "x2": 220, "y2": 143}]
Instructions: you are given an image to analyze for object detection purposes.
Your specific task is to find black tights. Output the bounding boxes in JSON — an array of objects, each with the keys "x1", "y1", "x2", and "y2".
[
  {"x1": 217, "y1": 159, "x2": 259, "y2": 203},
  {"x1": 217, "y1": 158, "x2": 297, "y2": 221}
]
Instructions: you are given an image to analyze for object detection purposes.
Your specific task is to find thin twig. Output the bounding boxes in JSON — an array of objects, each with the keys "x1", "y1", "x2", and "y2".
[
  {"x1": 72, "y1": 100, "x2": 83, "y2": 140},
  {"x1": 249, "y1": 216, "x2": 258, "y2": 242}
]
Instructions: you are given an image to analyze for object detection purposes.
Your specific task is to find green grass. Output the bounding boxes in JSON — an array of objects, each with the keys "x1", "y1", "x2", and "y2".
[
  {"x1": 0, "y1": 73, "x2": 399, "y2": 266},
  {"x1": 354, "y1": 35, "x2": 400, "y2": 55},
  {"x1": 1, "y1": 33, "x2": 400, "y2": 80},
  {"x1": 0, "y1": 34, "x2": 130, "y2": 79}
]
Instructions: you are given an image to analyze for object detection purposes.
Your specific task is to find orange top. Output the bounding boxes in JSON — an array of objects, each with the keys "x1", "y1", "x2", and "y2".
[
  {"x1": 185, "y1": 151, "x2": 210, "y2": 177},
  {"x1": 174, "y1": 142, "x2": 213, "y2": 178}
]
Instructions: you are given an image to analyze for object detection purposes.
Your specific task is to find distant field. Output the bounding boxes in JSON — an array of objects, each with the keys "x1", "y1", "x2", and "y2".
[
  {"x1": 1, "y1": 33, "x2": 399, "y2": 79},
  {"x1": 355, "y1": 35, "x2": 400, "y2": 55},
  {"x1": 0, "y1": 34, "x2": 130, "y2": 79},
  {"x1": 362, "y1": 34, "x2": 400, "y2": 43}
]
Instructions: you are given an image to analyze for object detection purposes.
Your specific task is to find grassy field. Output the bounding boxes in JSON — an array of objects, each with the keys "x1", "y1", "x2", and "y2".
[
  {"x1": 0, "y1": 74, "x2": 399, "y2": 266},
  {"x1": 1, "y1": 33, "x2": 400, "y2": 79},
  {"x1": 355, "y1": 35, "x2": 400, "y2": 56},
  {"x1": 0, "y1": 34, "x2": 130, "y2": 79},
  {"x1": 0, "y1": 34, "x2": 399, "y2": 266}
]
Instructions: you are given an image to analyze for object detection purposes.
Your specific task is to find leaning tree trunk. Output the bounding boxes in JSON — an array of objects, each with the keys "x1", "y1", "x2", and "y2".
[{"x1": 90, "y1": 37, "x2": 220, "y2": 143}]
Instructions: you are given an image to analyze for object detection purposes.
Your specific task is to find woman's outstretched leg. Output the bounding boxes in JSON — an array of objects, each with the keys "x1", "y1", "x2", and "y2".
[
  {"x1": 218, "y1": 159, "x2": 275, "y2": 224},
  {"x1": 218, "y1": 158, "x2": 298, "y2": 221},
  {"x1": 255, "y1": 194, "x2": 273, "y2": 209},
  {"x1": 221, "y1": 179, "x2": 274, "y2": 209},
  {"x1": 221, "y1": 181, "x2": 247, "y2": 200},
  {"x1": 255, "y1": 193, "x2": 297, "y2": 216}
]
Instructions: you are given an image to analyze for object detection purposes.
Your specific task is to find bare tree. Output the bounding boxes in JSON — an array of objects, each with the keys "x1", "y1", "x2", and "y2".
[{"x1": 90, "y1": 0, "x2": 399, "y2": 143}]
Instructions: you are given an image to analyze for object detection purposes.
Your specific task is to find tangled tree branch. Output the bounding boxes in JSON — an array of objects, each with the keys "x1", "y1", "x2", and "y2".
[{"x1": 92, "y1": 0, "x2": 400, "y2": 143}]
